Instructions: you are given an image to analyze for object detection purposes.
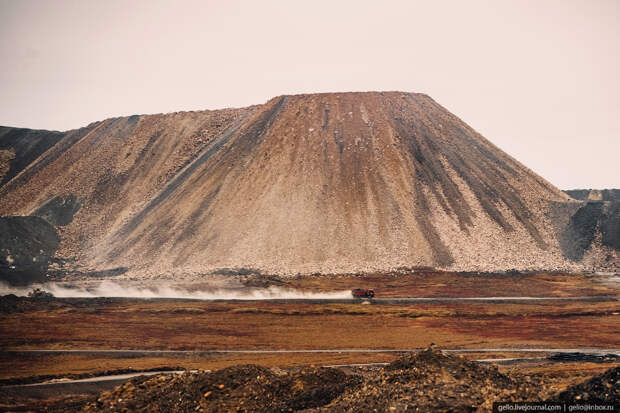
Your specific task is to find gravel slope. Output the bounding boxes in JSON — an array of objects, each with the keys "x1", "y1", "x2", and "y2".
[{"x1": 1, "y1": 92, "x2": 616, "y2": 276}]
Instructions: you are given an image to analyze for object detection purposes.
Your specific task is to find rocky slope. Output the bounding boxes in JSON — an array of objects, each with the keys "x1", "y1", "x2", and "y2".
[
  {"x1": 0, "y1": 92, "x2": 617, "y2": 277},
  {"x1": 0, "y1": 108, "x2": 251, "y2": 277}
]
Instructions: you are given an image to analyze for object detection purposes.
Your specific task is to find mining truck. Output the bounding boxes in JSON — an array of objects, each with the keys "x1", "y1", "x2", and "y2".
[
  {"x1": 27, "y1": 288, "x2": 54, "y2": 299},
  {"x1": 351, "y1": 288, "x2": 375, "y2": 299}
]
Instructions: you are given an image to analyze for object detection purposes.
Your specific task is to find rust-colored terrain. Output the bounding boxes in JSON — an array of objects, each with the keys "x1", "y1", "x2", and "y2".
[
  {"x1": 1, "y1": 92, "x2": 617, "y2": 278},
  {"x1": 1, "y1": 273, "x2": 618, "y2": 377},
  {"x1": 0, "y1": 273, "x2": 619, "y2": 412},
  {"x1": 1, "y1": 92, "x2": 618, "y2": 410}
]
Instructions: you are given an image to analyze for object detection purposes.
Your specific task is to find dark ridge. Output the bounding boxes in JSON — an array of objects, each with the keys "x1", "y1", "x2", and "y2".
[
  {"x1": 603, "y1": 189, "x2": 619, "y2": 201},
  {"x1": 0, "y1": 116, "x2": 141, "y2": 199},
  {"x1": 564, "y1": 189, "x2": 620, "y2": 202},
  {"x1": 0, "y1": 124, "x2": 100, "y2": 196},
  {"x1": 562, "y1": 202, "x2": 603, "y2": 260},
  {"x1": 559, "y1": 201, "x2": 620, "y2": 260},
  {"x1": 600, "y1": 202, "x2": 620, "y2": 250},
  {"x1": 564, "y1": 189, "x2": 591, "y2": 201},
  {"x1": 0, "y1": 126, "x2": 65, "y2": 186},
  {"x1": 31, "y1": 195, "x2": 81, "y2": 226}
]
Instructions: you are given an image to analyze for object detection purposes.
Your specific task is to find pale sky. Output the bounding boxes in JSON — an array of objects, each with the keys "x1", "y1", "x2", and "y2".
[{"x1": 1, "y1": 0, "x2": 618, "y2": 189}]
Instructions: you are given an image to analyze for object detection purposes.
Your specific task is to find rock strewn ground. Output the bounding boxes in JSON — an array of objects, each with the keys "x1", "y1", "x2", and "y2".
[
  {"x1": 81, "y1": 364, "x2": 356, "y2": 413},
  {"x1": 318, "y1": 349, "x2": 555, "y2": 412},
  {"x1": 77, "y1": 349, "x2": 619, "y2": 413},
  {"x1": 550, "y1": 366, "x2": 619, "y2": 403}
]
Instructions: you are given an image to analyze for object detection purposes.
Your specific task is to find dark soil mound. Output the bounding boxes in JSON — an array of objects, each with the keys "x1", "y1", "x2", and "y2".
[
  {"x1": 81, "y1": 364, "x2": 356, "y2": 413},
  {"x1": 32, "y1": 194, "x2": 81, "y2": 226},
  {"x1": 0, "y1": 294, "x2": 21, "y2": 313},
  {"x1": 319, "y1": 348, "x2": 551, "y2": 412},
  {"x1": 550, "y1": 366, "x2": 619, "y2": 403},
  {"x1": 548, "y1": 352, "x2": 620, "y2": 363},
  {"x1": 56, "y1": 350, "x2": 620, "y2": 412},
  {"x1": 0, "y1": 215, "x2": 60, "y2": 285},
  {"x1": 561, "y1": 201, "x2": 620, "y2": 260},
  {"x1": 78, "y1": 350, "x2": 557, "y2": 413},
  {"x1": 0, "y1": 394, "x2": 95, "y2": 413}
]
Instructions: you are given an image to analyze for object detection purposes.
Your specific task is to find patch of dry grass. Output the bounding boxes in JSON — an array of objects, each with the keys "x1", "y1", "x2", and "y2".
[
  {"x1": 1, "y1": 272, "x2": 617, "y2": 381},
  {"x1": 281, "y1": 272, "x2": 618, "y2": 298}
]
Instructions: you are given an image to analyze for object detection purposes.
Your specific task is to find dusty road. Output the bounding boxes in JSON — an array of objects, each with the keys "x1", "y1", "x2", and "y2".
[
  {"x1": 0, "y1": 370, "x2": 185, "y2": 400},
  {"x1": 206, "y1": 296, "x2": 619, "y2": 304},
  {"x1": 4, "y1": 347, "x2": 620, "y2": 356}
]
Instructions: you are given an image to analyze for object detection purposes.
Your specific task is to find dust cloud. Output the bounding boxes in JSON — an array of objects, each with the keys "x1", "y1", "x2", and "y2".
[{"x1": 0, "y1": 281, "x2": 352, "y2": 300}]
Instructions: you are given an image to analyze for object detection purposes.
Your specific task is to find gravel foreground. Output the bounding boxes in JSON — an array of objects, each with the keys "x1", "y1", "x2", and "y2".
[{"x1": 69, "y1": 349, "x2": 618, "y2": 413}]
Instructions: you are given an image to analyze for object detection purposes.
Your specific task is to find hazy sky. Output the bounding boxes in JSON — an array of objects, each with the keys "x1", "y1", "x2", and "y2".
[{"x1": 1, "y1": 0, "x2": 618, "y2": 189}]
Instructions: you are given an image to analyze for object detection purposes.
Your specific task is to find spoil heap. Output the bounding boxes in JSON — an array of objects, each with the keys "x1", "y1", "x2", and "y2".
[
  {"x1": 81, "y1": 365, "x2": 356, "y2": 413},
  {"x1": 78, "y1": 349, "x2": 593, "y2": 413},
  {"x1": 320, "y1": 349, "x2": 554, "y2": 412},
  {"x1": 3, "y1": 92, "x2": 601, "y2": 276}
]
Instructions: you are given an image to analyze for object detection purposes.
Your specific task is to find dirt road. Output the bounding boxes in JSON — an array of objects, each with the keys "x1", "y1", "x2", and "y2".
[{"x1": 4, "y1": 347, "x2": 619, "y2": 356}]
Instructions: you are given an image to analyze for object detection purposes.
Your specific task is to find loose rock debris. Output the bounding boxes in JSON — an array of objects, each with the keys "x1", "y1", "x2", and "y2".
[
  {"x1": 78, "y1": 349, "x2": 620, "y2": 412},
  {"x1": 81, "y1": 364, "x2": 355, "y2": 412},
  {"x1": 551, "y1": 366, "x2": 619, "y2": 403}
]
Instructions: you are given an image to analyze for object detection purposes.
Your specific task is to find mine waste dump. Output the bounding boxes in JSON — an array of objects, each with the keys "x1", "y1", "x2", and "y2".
[
  {"x1": 74, "y1": 348, "x2": 619, "y2": 412},
  {"x1": 1, "y1": 92, "x2": 617, "y2": 280},
  {"x1": 0, "y1": 281, "x2": 351, "y2": 300}
]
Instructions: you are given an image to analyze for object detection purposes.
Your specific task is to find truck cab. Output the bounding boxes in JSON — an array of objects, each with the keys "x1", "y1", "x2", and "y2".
[{"x1": 351, "y1": 288, "x2": 375, "y2": 299}]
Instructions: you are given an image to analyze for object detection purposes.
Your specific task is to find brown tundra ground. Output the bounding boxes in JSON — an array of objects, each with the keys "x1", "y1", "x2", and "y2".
[{"x1": 0, "y1": 271, "x2": 619, "y2": 410}]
